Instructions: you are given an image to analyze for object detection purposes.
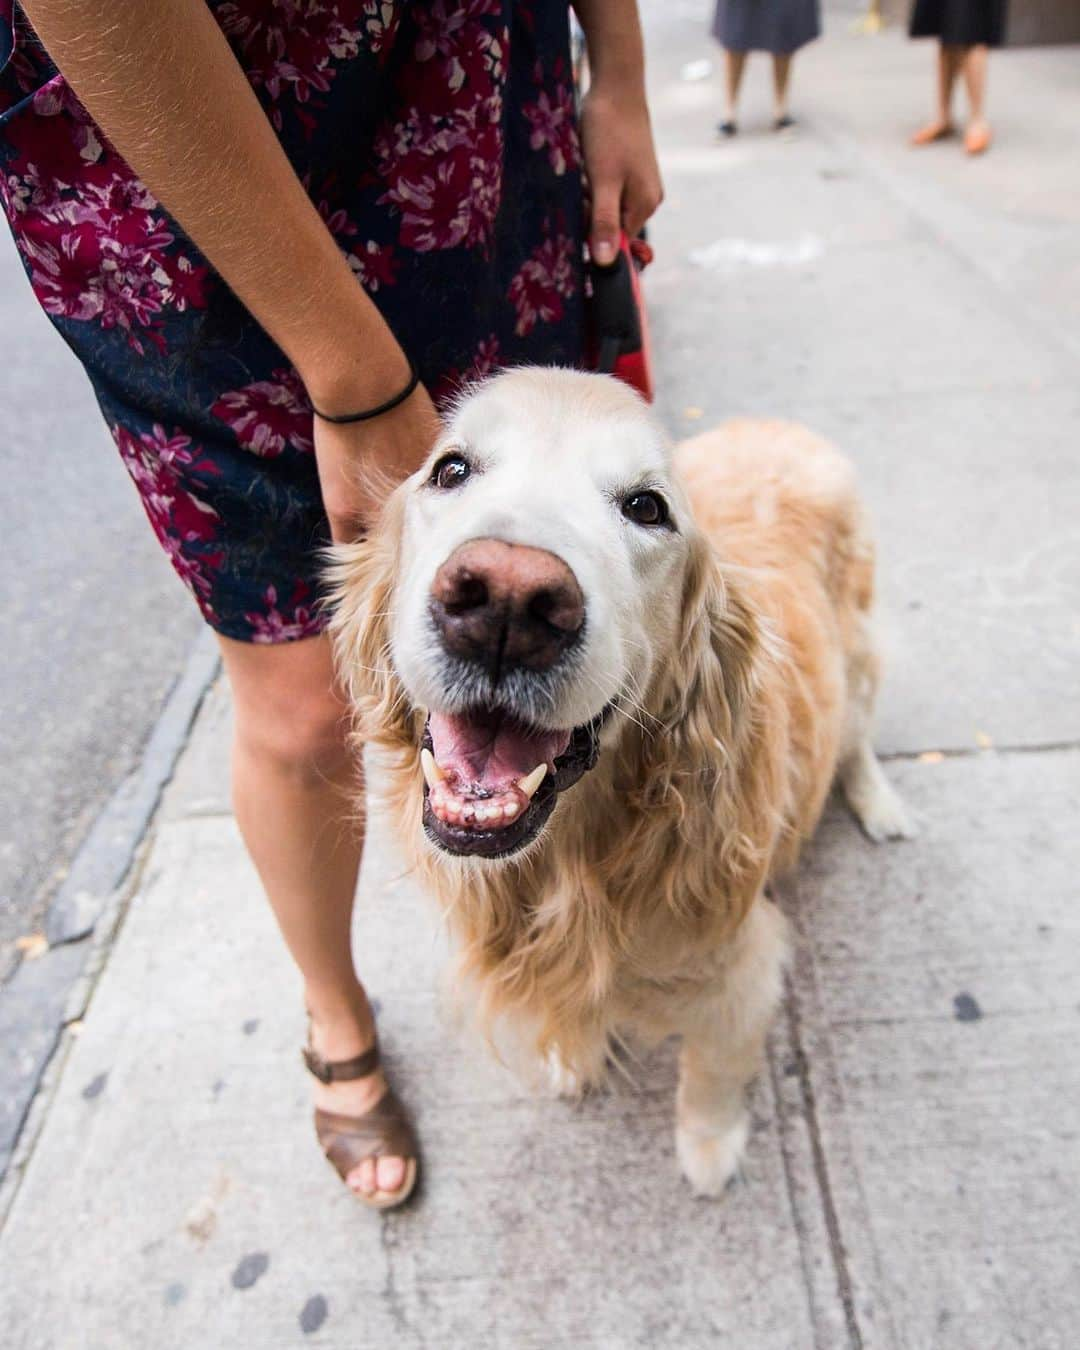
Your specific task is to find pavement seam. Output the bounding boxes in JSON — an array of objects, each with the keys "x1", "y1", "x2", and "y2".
[
  {"x1": 380, "y1": 1213, "x2": 423, "y2": 1346},
  {"x1": 0, "y1": 831, "x2": 155, "y2": 1231},
  {"x1": 42, "y1": 628, "x2": 222, "y2": 948},
  {"x1": 767, "y1": 1029, "x2": 838, "y2": 1350},
  {"x1": 880, "y1": 738, "x2": 1080, "y2": 762},
  {"x1": 781, "y1": 978, "x2": 865, "y2": 1350}
]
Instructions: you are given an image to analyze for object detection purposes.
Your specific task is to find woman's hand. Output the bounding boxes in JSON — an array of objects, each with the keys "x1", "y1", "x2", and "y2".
[
  {"x1": 313, "y1": 384, "x2": 443, "y2": 544},
  {"x1": 573, "y1": 0, "x2": 663, "y2": 265},
  {"x1": 579, "y1": 82, "x2": 664, "y2": 265}
]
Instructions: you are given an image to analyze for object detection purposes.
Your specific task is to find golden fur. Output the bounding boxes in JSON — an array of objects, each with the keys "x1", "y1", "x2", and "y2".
[{"x1": 330, "y1": 400, "x2": 910, "y2": 1193}]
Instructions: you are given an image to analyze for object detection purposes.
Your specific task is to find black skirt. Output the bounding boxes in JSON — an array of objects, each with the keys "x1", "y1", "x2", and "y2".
[{"x1": 909, "y1": 0, "x2": 1007, "y2": 47}]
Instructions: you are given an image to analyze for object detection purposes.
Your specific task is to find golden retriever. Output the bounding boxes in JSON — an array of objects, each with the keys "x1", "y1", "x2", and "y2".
[{"x1": 330, "y1": 367, "x2": 912, "y2": 1195}]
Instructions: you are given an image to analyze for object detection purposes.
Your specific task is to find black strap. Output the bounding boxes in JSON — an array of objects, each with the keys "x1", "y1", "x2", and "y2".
[
  {"x1": 597, "y1": 334, "x2": 622, "y2": 374},
  {"x1": 310, "y1": 362, "x2": 420, "y2": 425}
]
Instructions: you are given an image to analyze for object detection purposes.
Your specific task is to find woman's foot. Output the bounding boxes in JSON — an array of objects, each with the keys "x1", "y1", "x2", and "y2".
[
  {"x1": 306, "y1": 994, "x2": 408, "y2": 1199},
  {"x1": 716, "y1": 119, "x2": 737, "y2": 139},
  {"x1": 964, "y1": 119, "x2": 992, "y2": 155},
  {"x1": 911, "y1": 118, "x2": 955, "y2": 146},
  {"x1": 774, "y1": 113, "x2": 796, "y2": 133}
]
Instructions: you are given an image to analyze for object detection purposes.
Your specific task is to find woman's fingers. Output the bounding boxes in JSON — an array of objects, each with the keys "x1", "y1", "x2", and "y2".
[
  {"x1": 580, "y1": 85, "x2": 664, "y2": 262},
  {"x1": 590, "y1": 178, "x2": 623, "y2": 266},
  {"x1": 592, "y1": 165, "x2": 664, "y2": 261},
  {"x1": 622, "y1": 169, "x2": 664, "y2": 242}
]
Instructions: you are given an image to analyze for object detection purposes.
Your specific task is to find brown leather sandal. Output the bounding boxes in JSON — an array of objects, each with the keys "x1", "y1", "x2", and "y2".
[{"x1": 302, "y1": 1040, "x2": 419, "y2": 1210}]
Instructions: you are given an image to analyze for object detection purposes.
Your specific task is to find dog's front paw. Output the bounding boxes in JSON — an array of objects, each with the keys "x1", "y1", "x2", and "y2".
[{"x1": 676, "y1": 1113, "x2": 749, "y2": 1197}]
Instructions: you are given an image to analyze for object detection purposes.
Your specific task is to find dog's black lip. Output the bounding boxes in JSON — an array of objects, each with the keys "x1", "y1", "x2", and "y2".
[{"x1": 420, "y1": 706, "x2": 608, "y2": 859}]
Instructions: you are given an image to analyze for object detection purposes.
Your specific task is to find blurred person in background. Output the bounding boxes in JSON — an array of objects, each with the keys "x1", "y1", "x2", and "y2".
[
  {"x1": 909, "y1": 0, "x2": 1007, "y2": 154},
  {"x1": 711, "y1": 0, "x2": 821, "y2": 137},
  {"x1": 0, "y1": 0, "x2": 662, "y2": 1211}
]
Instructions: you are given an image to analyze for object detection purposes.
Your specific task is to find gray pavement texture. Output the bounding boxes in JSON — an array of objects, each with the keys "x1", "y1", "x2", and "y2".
[
  {"x1": 0, "y1": 220, "x2": 201, "y2": 965},
  {"x1": 0, "y1": 633, "x2": 220, "y2": 1178},
  {"x1": 2, "y1": 6, "x2": 1079, "y2": 1348}
]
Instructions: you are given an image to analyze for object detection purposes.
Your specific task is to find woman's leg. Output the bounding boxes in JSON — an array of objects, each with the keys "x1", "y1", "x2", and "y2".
[
  {"x1": 961, "y1": 44, "x2": 990, "y2": 134},
  {"x1": 912, "y1": 42, "x2": 963, "y2": 142},
  {"x1": 938, "y1": 43, "x2": 964, "y2": 123},
  {"x1": 723, "y1": 49, "x2": 748, "y2": 126},
  {"x1": 218, "y1": 630, "x2": 406, "y2": 1199},
  {"x1": 771, "y1": 53, "x2": 793, "y2": 122}
]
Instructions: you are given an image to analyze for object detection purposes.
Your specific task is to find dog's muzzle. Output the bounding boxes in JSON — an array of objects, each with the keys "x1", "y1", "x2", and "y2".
[
  {"x1": 417, "y1": 539, "x2": 605, "y2": 859},
  {"x1": 429, "y1": 538, "x2": 585, "y2": 682},
  {"x1": 419, "y1": 710, "x2": 604, "y2": 860}
]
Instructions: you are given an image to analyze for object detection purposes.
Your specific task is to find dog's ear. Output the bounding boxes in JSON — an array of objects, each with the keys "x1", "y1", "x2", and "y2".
[
  {"x1": 630, "y1": 528, "x2": 780, "y2": 933},
  {"x1": 645, "y1": 529, "x2": 762, "y2": 771},
  {"x1": 326, "y1": 489, "x2": 415, "y2": 754}
]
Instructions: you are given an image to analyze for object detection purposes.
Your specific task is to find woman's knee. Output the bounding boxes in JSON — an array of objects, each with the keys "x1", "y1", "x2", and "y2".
[
  {"x1": 235, "y1": 691, "x2": 353, "y2": 780},
  {"x1": 219, "y1": 635, "x2": 355, "y2": 780}
]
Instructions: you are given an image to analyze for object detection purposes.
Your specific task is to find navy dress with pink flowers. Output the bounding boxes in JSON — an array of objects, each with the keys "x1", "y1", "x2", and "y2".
[{"x1": 0, "y1": 1, "x2": 585, "y2": 642}]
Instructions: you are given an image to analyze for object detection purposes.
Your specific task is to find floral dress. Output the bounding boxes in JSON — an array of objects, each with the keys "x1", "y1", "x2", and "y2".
[{"x1": 0, "y1": 2, "x2": 585, "y2": 642}]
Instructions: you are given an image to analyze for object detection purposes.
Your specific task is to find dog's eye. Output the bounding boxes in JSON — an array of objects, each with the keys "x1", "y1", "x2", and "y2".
[
  {"x1": 430, "y1": 453, "x2": 471, "y2": 491},
  {"x1": 622, "y1": 491, "x2": 669, "y2": 528}
]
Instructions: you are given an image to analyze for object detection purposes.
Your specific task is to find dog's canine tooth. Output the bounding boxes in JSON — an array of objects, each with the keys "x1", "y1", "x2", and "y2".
[
  {"x1": 420, "y1": 747, "x2": 446, "y2": 789},
  {"x1": 517, "y1": 763, "x2": 548, "y2": 800}
]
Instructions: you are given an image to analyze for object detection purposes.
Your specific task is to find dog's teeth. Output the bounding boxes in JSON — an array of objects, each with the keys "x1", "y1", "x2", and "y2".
[
  {"x1": 420, "y1": 747, "x2": 446, "y2": 790},
  {"x1": 517, "y1": 763, "x2": 548, "y2": 800}
]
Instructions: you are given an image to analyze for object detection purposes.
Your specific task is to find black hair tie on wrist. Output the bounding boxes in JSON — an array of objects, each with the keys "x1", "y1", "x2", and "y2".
[{"x1": 310, "y1": 361, "x2": 420, "y2": 424}]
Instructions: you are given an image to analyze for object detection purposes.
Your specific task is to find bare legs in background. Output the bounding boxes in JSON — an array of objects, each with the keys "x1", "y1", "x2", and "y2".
[
  {"x1": 912, "y1": 42, "x2": 991, "y2": 154},
  {"x1": 961, "y1": 44, "x2": 991, "y2": 150},
  {"x1": 772, "y1": 53, "x2": 794, "y2": 126},
  {"x1": 718, "y1": 49, "x2": 798, "y2": 136},
  {"x1": 720, "y1": 49, "x2": 747, "y2": 132}
]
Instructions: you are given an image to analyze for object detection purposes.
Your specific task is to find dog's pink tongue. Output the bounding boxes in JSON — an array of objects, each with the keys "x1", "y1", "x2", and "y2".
[{"x1": 428, "y1": 710, "x2": 570, "y2": 793}]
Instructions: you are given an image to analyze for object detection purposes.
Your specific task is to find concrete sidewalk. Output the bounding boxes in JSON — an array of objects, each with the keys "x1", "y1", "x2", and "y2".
[{"x1": 2, "y1": 7, "x2": 1078, "y2": 1347}]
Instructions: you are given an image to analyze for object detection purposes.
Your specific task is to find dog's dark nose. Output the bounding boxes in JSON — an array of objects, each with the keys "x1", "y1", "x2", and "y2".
[{"x1": 430, "y1": 539, "x2": 585, "y2": 677}]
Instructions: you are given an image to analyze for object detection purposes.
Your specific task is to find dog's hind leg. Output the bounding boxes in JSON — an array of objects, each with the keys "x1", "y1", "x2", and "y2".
[
  {"x1": 838, "y1": 617, "x2": 916, "y2": 842},
  {"x1": 839, "y1": 740, "x2": 916, "y2": 842},
  {"x1": 675, "y1": 900, "x2": 788, "y2": 1197}
]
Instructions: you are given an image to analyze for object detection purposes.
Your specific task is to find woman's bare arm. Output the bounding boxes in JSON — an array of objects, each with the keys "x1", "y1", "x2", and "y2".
[
  {"x1": 18, "y1": 0, "x2": 405, "y2": 410},
  {"x1": 572, "y1": 0, "x2": 664, "y2": 263},
  {"x1": 19, "y1": 0, "x2": 439, "y2": 539}
]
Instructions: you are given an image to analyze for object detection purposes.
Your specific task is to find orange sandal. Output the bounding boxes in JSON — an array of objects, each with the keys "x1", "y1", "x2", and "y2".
[
  {"x1": 302, "y1": 1040, "x2": 419, "y2": 1210},
  {"x1": 964, "y1": 123, "x2": 992, "y2": 156},
  {"x1": 911, "y1": 120, "x2": 955, "y2": 147}
]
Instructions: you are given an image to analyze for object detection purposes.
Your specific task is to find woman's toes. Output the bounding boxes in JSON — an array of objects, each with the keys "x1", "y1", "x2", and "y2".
[
  {"x1": 377, "y1": 1155, "x2": 406, "y2": 1194},
  {"x1": 345, "y1": 1156, "x2": 405, "y2": 1197},
  {"x1": 349, "y1": 1158, "x2": 377, "y2": 1195}
]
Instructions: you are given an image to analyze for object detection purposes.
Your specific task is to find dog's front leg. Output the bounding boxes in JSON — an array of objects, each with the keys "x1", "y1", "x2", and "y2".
[{"x1": 674, "y1": 899, "x2": 788, "y2": 1196}]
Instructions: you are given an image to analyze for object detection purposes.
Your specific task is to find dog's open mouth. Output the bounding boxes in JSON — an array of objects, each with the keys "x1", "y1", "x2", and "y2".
[{"x1": 420, "y1": 705, "x2": 604, "y2": 858}]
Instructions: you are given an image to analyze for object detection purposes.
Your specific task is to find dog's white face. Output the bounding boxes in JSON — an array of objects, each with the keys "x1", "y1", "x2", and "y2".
[{"x1": 388, "y1": 368, "x2": 692, "y2": 860}]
